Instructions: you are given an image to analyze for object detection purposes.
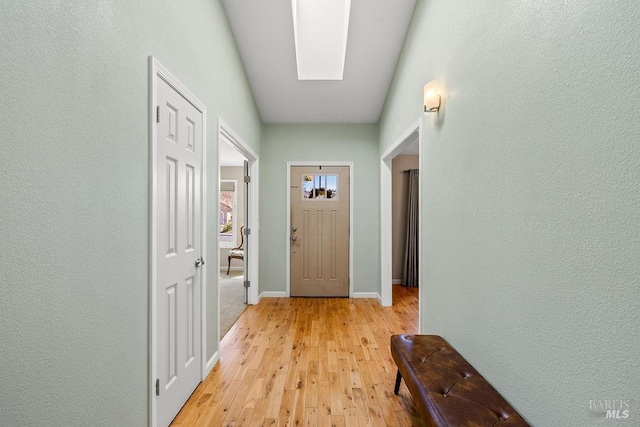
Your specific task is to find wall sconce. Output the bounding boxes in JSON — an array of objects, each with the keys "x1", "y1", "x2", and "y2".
[{"x1": 423, "y1": 81, "x2": 441, "y2": 113}]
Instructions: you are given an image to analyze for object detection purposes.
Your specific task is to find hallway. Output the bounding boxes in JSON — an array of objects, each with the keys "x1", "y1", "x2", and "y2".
[{"x1": 171, "y1": 286, "x2": 420, "y2": 426}]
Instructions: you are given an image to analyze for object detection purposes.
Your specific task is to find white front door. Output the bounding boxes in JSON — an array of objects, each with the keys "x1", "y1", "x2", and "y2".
[{"x1": 155, "y1": 75, "x2": 203, "y2": 426}]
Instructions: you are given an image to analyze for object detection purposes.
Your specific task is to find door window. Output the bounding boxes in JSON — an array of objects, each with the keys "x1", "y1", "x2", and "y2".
[{"x1": 302, "y1": 174, "x2": 338, "y2": 200}]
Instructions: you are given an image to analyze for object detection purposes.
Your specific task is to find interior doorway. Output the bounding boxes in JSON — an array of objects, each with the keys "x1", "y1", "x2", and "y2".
[
  {"x1": 380, "y1": 119, "x2": 422, "y2": 330},
  {"x1": 217, "y1": 119, "x2": 260, "y2": 343},
  {"x1": 392, "y1": 156, "x2": 419, "y2": 287},
  {"x1": 218, "y1": 153, "x2": 246, "y2": 338}
]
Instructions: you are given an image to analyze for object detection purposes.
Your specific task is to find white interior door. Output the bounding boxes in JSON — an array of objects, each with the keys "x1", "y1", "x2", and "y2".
[{"x1": 155, "y1": 75, "x2": 203, "y2": 426}]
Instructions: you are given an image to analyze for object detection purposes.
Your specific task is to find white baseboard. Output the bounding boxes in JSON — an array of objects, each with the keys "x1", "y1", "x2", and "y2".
[
  {"x1": 392, "y1": 279, "x2": 402, "y2": 285},
  {"x1": 258, "y1": 291, "x2": 382, "y2": 302},
  {"x1": 205, "y1": 351, "x2": 219, "y2": 378},
  {"x1": 259, "y1": 291, "x2": 288, "y2": 299},
  {"x1": 351, "y1": 292, "x2": 382, "y2": 302},
  {"x1": 220, "y1": 267, "x2": 244, "y2": 273}
]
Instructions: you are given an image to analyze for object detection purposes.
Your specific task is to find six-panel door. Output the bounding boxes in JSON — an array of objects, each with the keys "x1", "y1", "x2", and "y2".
[{"x1": 156, "y1": 76, "x2": 203, "y2": 426}]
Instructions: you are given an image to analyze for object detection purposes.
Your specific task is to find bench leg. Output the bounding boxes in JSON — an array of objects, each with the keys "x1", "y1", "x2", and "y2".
[{"x1": 394, "y1": 370, "x2": 402, "y2": 395}]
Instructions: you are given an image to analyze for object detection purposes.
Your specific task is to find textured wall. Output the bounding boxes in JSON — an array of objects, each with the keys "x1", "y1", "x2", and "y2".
[
  {"x1": 0, "y1": 0, "x2": 261, "y2": 424},
  {"x1": 380, "y1": 1, "x2": 640, "y2": 425},
  {"x1": 260, "y1": 124, "x2": 380, "y2": 295}
]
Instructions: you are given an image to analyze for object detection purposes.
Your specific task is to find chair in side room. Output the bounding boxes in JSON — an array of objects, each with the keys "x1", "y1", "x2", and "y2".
[{"x1": 227, "y1": 226, "x2": 244, "y2": 275}]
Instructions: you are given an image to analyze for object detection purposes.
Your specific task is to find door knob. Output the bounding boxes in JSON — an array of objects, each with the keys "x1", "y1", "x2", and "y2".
[
  {"x1": 291, "y1": 236, "x2": 298, "y2": 242},
  {"x1": 291, "y1": 226, "x2": 297, "y2": 232},
  {"x1": 195, "y1": 257, "x2": 205, "y2": 268}
]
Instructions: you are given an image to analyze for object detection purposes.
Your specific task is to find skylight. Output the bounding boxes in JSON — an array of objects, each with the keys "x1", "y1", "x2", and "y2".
[{"x1": 292, "y1": 0, "x2": 351, "y2": 80}]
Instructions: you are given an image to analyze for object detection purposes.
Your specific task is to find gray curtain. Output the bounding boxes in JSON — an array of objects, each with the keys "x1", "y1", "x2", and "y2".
[{"x1": 402, "y1": 169, "x2": 419, "y2": 287}]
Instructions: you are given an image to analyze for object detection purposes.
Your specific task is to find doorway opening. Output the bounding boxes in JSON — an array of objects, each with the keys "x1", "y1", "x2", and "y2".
[
  {"x1": 380, "y1": 119, "x2": 422, "y2": 330},
  {"x1": 217, "y1": 119, "x2": 260, "y2": 343},
  {"x1": 218, "y1": 147, "x2": 246, "y2": 338}
]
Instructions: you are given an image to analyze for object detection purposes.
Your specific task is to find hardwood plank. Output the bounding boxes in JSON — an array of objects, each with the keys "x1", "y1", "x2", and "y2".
[
  {"x1": 328, "y1": 372, "x2": 343, "y2": 416},
  {"x1": 277, "y1": 389, "x2": 295, "y2": 427},
  {"x1": 306, "y1": 368, "x2": 319, "y2": 408},
  {"x1": 170, "y1": 285, "x2": 419, "y2": 426},
  {"x1": 305, "y1": 407, "x2": 318, "y2": 427},
  {"x1": 290, "y1": 371, "x2": 307, "y2": 426},
  {"x1": 352, "y1": 387, "x2": 371, "y2": 425},
  {"x1": 248, "y1": 398, "x2": 270, "y2": 427},
  {"x1": 317, "y1": 378, "x2": 332, "y2": 425},
  {"x1": 235, "y1": 407, "x2": 254, "y2": 427},
  {"x1": 331, "y1": 415, "x2": 346, "y2": 427},
  {"x1": 223, "y1": 369, "x2": 257, "y2": 424},
  {"x1": 265, "y1": 374, "x2": 287, "y2": 419}
]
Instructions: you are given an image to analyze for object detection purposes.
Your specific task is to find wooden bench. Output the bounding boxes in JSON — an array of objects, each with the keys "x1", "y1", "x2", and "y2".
[{"x1": 391, "y1": 334, "x2": 529, "y2": 426}]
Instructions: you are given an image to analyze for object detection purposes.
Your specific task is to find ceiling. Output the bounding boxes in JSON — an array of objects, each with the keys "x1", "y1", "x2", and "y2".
[{"x1": 222, "y1": 0, "x2": 416, "y2": 124}]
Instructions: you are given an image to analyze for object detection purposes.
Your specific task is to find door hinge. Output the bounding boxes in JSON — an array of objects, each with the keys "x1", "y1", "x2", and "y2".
[
  {"x1": 156, "y1": 106, "x2": 160, "y2": 123},
  {"x1": 155, "y1": 379, "x2": 160, "y2": 396},
  {"x1": 244, "y1": 175, "x2": 251, "y2": 183},
  {"x1": 244, "y1": 228, "x2": 251, "y2": 236},
  {"x1": 244, "y1": 280, "x2": 251, "y2": 288}
]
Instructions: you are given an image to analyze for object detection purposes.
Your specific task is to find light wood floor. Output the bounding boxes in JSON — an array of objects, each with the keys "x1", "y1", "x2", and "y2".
[{"x1": 171, "y1": 285, "x2": 421, "y2": 426}]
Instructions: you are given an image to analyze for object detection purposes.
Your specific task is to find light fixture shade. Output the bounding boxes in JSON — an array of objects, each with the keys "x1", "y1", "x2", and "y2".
[{"x1": 423, "y1": 81, "x2": 441, "y2": 113}]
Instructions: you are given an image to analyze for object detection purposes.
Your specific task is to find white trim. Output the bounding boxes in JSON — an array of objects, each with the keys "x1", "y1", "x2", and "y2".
[
  {"x1": 260, "y1": 291, "x2": 288, "y2": 299},
  {"x1": 217, "y1": 119, "x2": 259, "y2": 307},
  {"x1": 205, "y1": 351, "x2": 220, "y2": 376},
  {"x1": 201, "y1": 87, "x2": 209, "y2": 382},
  {"x1": 149, "y1": 56, "x2": 208, "y2": 427},
  {"x1": 380, "y1": 118, "x2": 423, "y2": 333},
  {"x1": 392, "y1": 279, "x2": 402, "y2": 285},
  {"x1": 417, "y1": 120, "x2": 423, "y2": 333},
  {"x1": 218, "y1": 118, "x2": 258, "y2": 159},
  {"x1": 352, "y1": 292, "x2": 381, "y2": 301},
  {"x1": 286, "y1": 161, "x2": 354, "y2": 297},
  {"x1": 216, "y1": 119, "x2": 260, "y2": 372},
  {"x1": 381, "y1": 118, "x2": 422, "y2": 160}
]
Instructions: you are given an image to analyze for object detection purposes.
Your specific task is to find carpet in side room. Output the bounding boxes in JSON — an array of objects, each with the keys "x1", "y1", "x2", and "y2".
[{"x1": 220, "y1": 271, "x2": 247, "y2": 338}]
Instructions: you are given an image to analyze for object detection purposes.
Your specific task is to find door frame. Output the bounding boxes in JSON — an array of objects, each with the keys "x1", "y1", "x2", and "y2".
[
  {"x1": 217, "y1": 118, "x2": 260, "y2": 309},
  {"x1": 380, "y1": 118, "x2": 423, "y2": 328},
  {"x1": 286, "y1": 162, "x2": 354, "y2": 297},
  {"x1": 148, "y1": 56, "x2": 208, "y2": 427}
]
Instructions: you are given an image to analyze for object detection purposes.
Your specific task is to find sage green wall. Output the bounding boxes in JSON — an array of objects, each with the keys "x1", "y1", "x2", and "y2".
[
  {"x1": 380, "y1": 1, "x2": 640, "y2": 425},
  {"x1": 0, "y1": 1, "x2": 260, "y2": 425},
  {"x1": 260, "y1": 124, "x2": 380, "y2": 296}
]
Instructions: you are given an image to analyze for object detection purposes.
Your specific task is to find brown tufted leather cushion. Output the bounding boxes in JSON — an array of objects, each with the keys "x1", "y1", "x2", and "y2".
[{"x1": 391, "y1": 334, "x2": 529, "y2": 426}]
